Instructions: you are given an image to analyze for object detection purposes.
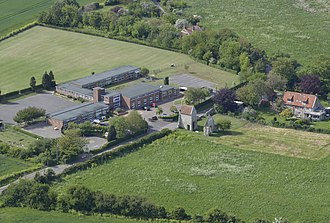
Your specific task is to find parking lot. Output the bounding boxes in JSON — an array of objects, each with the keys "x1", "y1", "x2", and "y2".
[
  {"x1": 170, "y1": 74, "x2": 216, "y2": 90},
  {"x1": 0, "y1": 92, "x2": 77, "y2": 124},
  {"x1": 138, "y1": 100, "x2": 180, "y2": 131}
]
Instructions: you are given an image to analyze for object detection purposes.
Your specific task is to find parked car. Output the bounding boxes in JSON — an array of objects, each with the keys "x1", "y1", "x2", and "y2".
[{"x1": 143, "y1": 106, "x2": 151, "y2": 111}]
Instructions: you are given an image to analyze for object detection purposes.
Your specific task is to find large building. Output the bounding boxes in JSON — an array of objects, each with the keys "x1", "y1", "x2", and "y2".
[
  {"x1": 48, "y1": 102, "x2": 109, "y2": 129},
  {"x1": 56, "y1": 65, "x2": 141, "y2": 101},
  {"x1": 48, "y1": 66, "x2": 180, "y2": 128}
]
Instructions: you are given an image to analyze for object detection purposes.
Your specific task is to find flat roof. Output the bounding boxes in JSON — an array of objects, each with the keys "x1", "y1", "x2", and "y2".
[
  {"x1": 120, "y1": 83, "x2": 160, "y2": 98},
  {"x1": 57, "y1": 83, "x2": 93, "y2": 97},
  {"x1": 159, "y1": 85, "x2": 175, "y2": 91},
  {"x1": 71, "y1": 65, "x2": 140, "y2": 87},
  {"x1": 104, "y1": 91, "x2": 120, "y2": 97},
  {"x1": 48, "y1": 102, "x2": 108, "y2": 121}
]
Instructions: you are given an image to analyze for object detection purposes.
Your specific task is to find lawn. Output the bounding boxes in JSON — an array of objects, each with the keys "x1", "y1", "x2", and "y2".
[
  {"x1": 209, "y1": 115, "x2": 330, "y2": 160},
  {"x1": 0, "y1": 126, "x2": 36, "y2": 148},
  {"x1": 0, "y1": 0, "x2": 104, "y2": 38},
  {"x1": 0, "y1": 155, "x2": 36, "y2": 177},
  {"x1": 0, "y1": 208, "x2": 148, "y2": 223},
  {"x1": 185, "y1": 0, "x2": 330, "y2": 66},
  {"x1": 0, "y1": 26, "x2": 238, "y2": 94},
  {"x1": 54, "y1": 130, "x2": 330, "y2": 222}
]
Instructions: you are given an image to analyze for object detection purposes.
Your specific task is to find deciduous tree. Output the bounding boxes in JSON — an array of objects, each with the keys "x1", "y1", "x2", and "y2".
[
  {"x1": 299, "y1": 74, "x2": 321, "y2": 94},
  {"x1": 213, "y1": 88, "x2": 237, "y2": 113}
]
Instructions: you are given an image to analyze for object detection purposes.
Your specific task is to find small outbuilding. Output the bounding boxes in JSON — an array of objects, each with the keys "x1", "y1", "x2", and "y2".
[
  {"x1": 178, "y1": 105, "x2": 198, "y2": 131},
  {"x1": 203, "y1": 114, "x2": 216, "y2": 136}
]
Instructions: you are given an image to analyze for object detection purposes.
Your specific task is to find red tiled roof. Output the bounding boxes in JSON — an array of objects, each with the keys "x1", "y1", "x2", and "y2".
[
  {"x1": 180, "y1": 105, "x2": 194, "y2": 115},
  {"x1": 282, "y1": 91, "x2": 317, "y2": 109}
]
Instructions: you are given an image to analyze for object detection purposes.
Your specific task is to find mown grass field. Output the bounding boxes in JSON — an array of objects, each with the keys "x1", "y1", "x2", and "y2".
[
  {"x1": 208, "y1": 115, "x2": 330, "y2": 160},
  {"x1": 55, "y1": 129, "x2": 330, "y2": 222},
  {"x1": 0, "y1": 155, "x2": 36, "y2": 177},
  {"x1": 0, "y1": 208, "x2": 148, "y2": 223},
  {"x1": 185, "y1": 0, "x2": 330, "y2": 66},
  {"x1": 0, "y1": 26, "x2": 238, "y2": 93},
  {"x1": 0, "y1": 0, "x2": 103, "y2": 38},
  {"x1": 0, "y1": 126, "x2": 36, "y2": 148}
]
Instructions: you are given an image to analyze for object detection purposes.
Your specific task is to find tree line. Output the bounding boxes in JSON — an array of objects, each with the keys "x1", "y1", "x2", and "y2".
[{"x1": 1, "y1": 177, "x2": 288, "y2": 223}]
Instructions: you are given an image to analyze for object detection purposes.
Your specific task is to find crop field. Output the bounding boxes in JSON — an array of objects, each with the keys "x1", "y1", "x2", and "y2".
[
  {"x1": 0, "y1": 155, "x2": 35, "y2": 177},
  {"x1": 55, "y1": 130, "x2": 330, "y2": 222},
  {"x1": 0, "y1": 0, "x2": 103, "y2": 38},
  {"x1": 185, "y1": 0, "x2": 330, "y2": 66},
  {"x1": 0, "y1": 208, "x2": 148, "y2": 223},
  {"x1": 0, "y1": 126, "x2": 36, "y2": 148},
  {"x1": 0, "y1": 26, "x2": 237, "y2": 93}
]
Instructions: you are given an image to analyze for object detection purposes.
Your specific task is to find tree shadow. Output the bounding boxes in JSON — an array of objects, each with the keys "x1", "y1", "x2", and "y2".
[{"x1": 209, "y1": 130, "x2": 243, "y2": 137}]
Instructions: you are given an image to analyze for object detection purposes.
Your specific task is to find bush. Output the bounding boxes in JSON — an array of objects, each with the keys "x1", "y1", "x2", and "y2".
[{"x1": 13, "y1": 107, "x2": 46, "y2": 124}]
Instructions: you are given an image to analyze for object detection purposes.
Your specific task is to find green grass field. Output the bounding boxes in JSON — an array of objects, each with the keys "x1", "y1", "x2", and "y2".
[
  {"x1": 54, "y1": 128, "x2": 330, "y2": 222},
  {"x1": 0, "y1": 155, "x2": 36, "y2": 177},
  {"x1": 0, "y1": 0, "x2": 104, "y2": 38},
  {"x1": 208, "y1": 115, "x2": 330, "y2": 160},
  {"x1": 185, "y1": 0, "x2": 330, "y2": 66},
  {"x1": 0, "y1": 126, "x2": 36, "y2": 148},
  {"x1": 0, "y1": 26, "x2": 237, "y2": 93},
  {"x1": 0, "y1": 208, "x2": 148, "y2": 223}
]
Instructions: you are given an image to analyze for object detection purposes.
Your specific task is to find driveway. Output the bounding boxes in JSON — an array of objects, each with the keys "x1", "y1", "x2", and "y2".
[
  {"x1": 24, "y1": 122, "x2": 63, "y2": 138},
  {"x1": 85, "y1": 136, "x2": 107, "y2": 152},
  {"x1": 0, "y1": 92, "x2": 77, "y2": 124}
]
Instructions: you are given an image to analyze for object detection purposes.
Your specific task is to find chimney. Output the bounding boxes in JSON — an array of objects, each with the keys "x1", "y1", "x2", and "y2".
[{"x1": 93, "y1": 87, "x2": 105, "y2": 103}]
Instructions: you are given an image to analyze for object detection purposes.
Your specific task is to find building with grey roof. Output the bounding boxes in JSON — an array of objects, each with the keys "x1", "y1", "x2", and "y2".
[
  {"x1": 71, "y1": 65, "x2": 141, "y2": 88},
  {"x1": 47, "y1": 102, "x2": 109, "y2": 129},
  {"x1": 120, "y1": 83, "x2": 179, "y2": 109}
]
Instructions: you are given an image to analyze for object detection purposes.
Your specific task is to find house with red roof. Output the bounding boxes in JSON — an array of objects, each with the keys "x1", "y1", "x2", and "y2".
[{"x1": 282, "y1": 91, "x2": 325, "y2": 120}]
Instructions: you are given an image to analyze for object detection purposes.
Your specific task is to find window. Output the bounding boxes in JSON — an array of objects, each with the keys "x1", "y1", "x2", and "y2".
[
  {"x1": 150, "y1": 96, "x2": 153, "y2": 102},
  {"x1": 144, "y1": 98, "x2": 147, "y2": 105},
  {"x1": 131, "y1": 103, "x2": 135, "y2": 109},
  {"x1": 137, "y1": 100, "x2": 141, "y2": 106},
  {"x1": 155, "y1": 95, "x2": 159, "y2": 101}
]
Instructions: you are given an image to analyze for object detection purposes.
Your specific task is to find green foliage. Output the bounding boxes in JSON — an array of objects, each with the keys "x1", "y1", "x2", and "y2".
[
  {"x1": 125, "y1": 110, "x2": 148, "y2": 134},
  {"x1": 140, "y1": 67, "x2": 149, "y2": 76},
  {"x1": 216, "y1": 119, "x2": 231, "y2": 131},
  {"x1": 164, "y1": 76, "x2": 169, "y2": 85},
  {"x1": 13, "y1": 106, "x2": 46, "y2": 124},
  {"x1": 30, "y1": 76, "x2": 36, "y2": 91},
  {"x1": 156, "y1": 106, "x2": 163, "y2": 115},
  {"x1": 270, "y1": 57, "x2": 298, "y2": 89},
  {"x1": 2, "y1": 179, "x2": 56, "y2": 211},
  {"x1": 171, "y1": 206, "x2": 191, "y2": 220},
  {"x1": 42, "y1": 71, "x2": 52, "y2": 90},
  {"x1": 184, "y1": 87, "x2": 210, "y2": 105},
  {"x1": 0, "y1": 207, "x2": 150, "y2": 223},
  {"x1": 205, "y1": 208, "x2": 229, "y2": 223},
  {"x1": 107, "y1": 125, "x2": 117, "y2": 141},
  {"x1": 56, "y1": 129, "x2": 86, "y2": 163},
  {"x1": 170, "y1": 105, "x2": 178, "y2": 113},
  {"x1": 184, "y1": 0, "x2": 330, "y2": 66},
  {"x1": 280, "y1": 108, "x2": 293, "y2": 119}
]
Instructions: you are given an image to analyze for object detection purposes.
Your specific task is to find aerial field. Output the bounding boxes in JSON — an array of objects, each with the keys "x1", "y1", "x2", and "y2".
[
  {"x1": 55, "y1": 129, "x2": 330, "y2": 222},
  {"x1": 0, "y1": 126, "x2": 36, "y2": 147},
  {"x1": 185, "y1": 0, "x2": 330, "y2": 66},
  {"x1": 0, "y1": 155, "x2": 36, "y2": 177},
  {"x1": 0, "y1": 26, "x2": 237, "y2": 93},
  {"x1": 0, "y1": 0, "x2": 103, "y2": 38},
  {"x1": 0, "y1": 208, "x2": 149, "y2": 223}
]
